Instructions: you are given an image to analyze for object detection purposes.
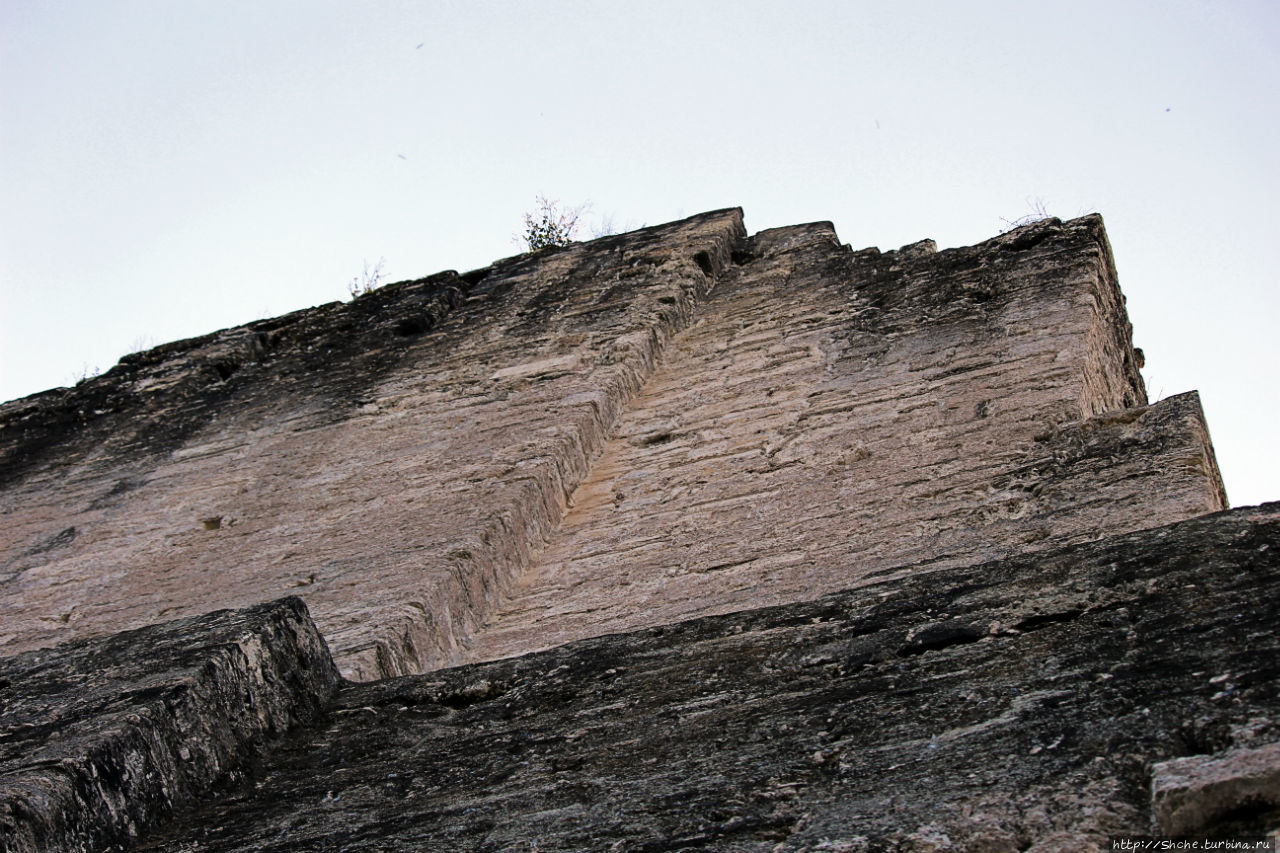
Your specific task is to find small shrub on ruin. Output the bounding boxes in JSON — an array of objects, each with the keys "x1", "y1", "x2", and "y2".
[
  {"x1": 999, "y1": 197, "x2": 1052, "y2": 232},
  {"x1": 522, "y1": 196, "x2": 583, "y2": 251},
  {"x1": 348, "y1": 258, "x2": 386, "y2": 299}
]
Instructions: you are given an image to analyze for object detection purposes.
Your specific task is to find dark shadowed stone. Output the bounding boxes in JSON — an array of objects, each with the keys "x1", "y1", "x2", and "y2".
[
  {"x1": 126, "y1": 505, "x2": 1279, "y2": 852},
  {"x1": 0, "y1": 597, "x2": 338, "y2": 853}
]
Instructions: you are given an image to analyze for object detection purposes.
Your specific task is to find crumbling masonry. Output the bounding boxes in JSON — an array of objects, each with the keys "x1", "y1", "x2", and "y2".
[{"x1": 1, "y1": 210, "x2": 1275, "y2": 851}]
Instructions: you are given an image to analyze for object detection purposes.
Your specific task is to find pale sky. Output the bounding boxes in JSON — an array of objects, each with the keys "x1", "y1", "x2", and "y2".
[{"x1": 2, "y1": 0, "x2": 1276, "y2": 506}]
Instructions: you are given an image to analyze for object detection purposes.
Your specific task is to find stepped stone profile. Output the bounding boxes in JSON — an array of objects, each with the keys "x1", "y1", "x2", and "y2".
[{"x1": 1, "y1": 209, "x2": 1275, "y2": 851}]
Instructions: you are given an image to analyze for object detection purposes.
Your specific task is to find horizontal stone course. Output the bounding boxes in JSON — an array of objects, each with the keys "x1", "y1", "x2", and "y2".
[
  {"x1": 464, "y1": 216, "x2": 1225, "y2": 664},
  {"x1": 0, "y1": 211, "x2": 745, "y2": 679},
  {"x1": 0, "y1": 207, "x2": 1267, "y2": 851}
]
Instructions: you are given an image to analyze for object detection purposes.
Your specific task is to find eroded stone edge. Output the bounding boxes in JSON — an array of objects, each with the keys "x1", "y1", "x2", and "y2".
[{"x1": 0, "y1": 597, "x2": 339, "y2": 853}]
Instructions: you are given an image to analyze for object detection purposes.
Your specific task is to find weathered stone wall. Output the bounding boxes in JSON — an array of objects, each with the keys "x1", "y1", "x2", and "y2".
[
  {"x1": 0, "y1": 208, "x2": 1266, "y2": 852},
  {"x1": 95, "y1": 504, "x2": 1276, "y2": 852},
  {"x1": 0, "y1": 597, "x2": 337, "y2": 853},
  {"x1": 464, "y1": 217, "x2": 1225, "y2": 663},
  {"x1": 0, "y1": 212, "x2": 742, "y2": 680},
  {"x1": 0, "y1": 211, "x2": 1226, "y2": 682}
]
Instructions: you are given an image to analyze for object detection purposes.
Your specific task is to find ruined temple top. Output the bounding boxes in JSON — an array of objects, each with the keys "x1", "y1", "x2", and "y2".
[
  {"x1": 3, "y1": 209, "x2": 1264, "y2": 853},
  {"x1": 0, "y1": 209, "x2": 1224, "y2": 680}
]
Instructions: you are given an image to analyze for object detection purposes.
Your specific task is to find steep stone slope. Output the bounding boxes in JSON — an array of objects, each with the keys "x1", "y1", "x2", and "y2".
[
  {"x1": 466, "y1": 217, "x2": 1224, "y2": 663},
  {"x1": 0, "y1": 212, "x2": 742, "y2": 679},
  {"x1": 0, "y1": 211, "x2": 1226, "y2": 683},
  {"x1": 63, "y1": 504, "x2": 1270, "y2": 852},
  {"x1": 0, "y1": 208, "x2": 1267, "y2": 852}
]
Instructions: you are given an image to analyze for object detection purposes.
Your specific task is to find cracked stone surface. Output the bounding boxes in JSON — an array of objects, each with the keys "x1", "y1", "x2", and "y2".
[
  {"x1": 0, "y1": 212, "x2": 1225, "y2": 683},
  {"x1": 0, "y1": 208, "x2": 1264, "y2": 851},
  {"x1": 0, "y1": 598, "x2": 338, "y2": 853},
  {"x1": 0, "y1": 212, "x2": 742, "y2": 679},
  {"x1": 125, "y1": 505, "x2": 1280, "y2": 852},
  {"x1": 465, "y1": 219, "x2": 1225, "y2": 664}
]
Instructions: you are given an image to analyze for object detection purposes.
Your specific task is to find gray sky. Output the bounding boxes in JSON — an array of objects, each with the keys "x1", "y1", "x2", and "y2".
[{"x1": 2, "y1": 0, "x2": 1276, "y2": 506}]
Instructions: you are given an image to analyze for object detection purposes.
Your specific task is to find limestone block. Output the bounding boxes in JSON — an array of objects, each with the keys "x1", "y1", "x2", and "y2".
[{"x1": 1151, "y1": 742, "x2": 1280, "y2": 837}]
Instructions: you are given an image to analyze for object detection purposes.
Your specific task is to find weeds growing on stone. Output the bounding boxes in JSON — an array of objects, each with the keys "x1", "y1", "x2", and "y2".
[
  {"x1": 348, "y1": 258, "x2": 386, "y2": 299},
  {"x1": 522, "y1": 196, "x2": 583, "y2": 251}
]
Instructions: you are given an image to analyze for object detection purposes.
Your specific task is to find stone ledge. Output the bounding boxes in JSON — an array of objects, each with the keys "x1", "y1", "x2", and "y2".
[
  {"x1": 0, "y1": 597, "x2": 339, "y2": 853},
  {"x1": 131, "y1": 504, "x2": 1280, "y2": 851}
]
